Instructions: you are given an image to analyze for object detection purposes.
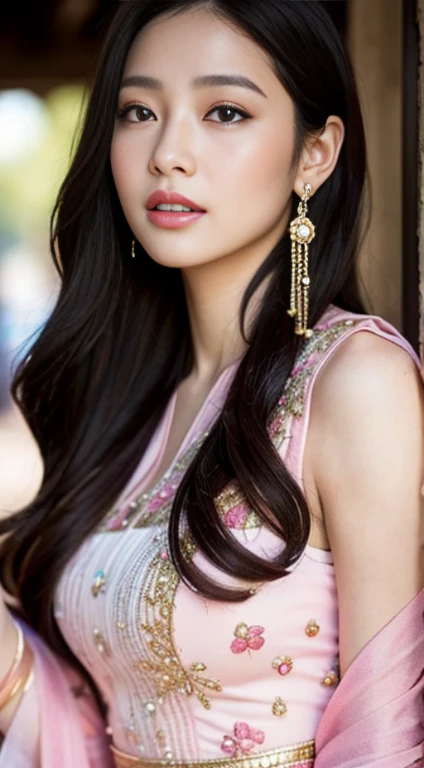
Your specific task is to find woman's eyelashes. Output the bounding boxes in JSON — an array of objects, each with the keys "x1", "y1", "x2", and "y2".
[
  {"x1": 205, "y1": 103, "x2": 253, "y2": 124},
  {"x1": 116, "y1": 104, "x2": 153, "y2": 123},
  {"x1": 116, "y1": 102, "x2": 253, "y2": 126}
]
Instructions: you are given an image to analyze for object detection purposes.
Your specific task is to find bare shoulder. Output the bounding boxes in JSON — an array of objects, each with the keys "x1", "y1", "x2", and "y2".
[
  {"x1": 309, "y1": 328, "x2": 424, "y2": 503},
  {"x1": 311, "y1": 329, "x2": 424, "y2": 431},
  {"x1": 305, "y1": 328, "x2": 424, "y2": 522},
  {"x1": 306, "y1": 328, "x2": 424, "y2": 676}
]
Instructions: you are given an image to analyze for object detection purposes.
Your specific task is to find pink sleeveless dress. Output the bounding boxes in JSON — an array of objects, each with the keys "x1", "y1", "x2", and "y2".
[{"x1": 54, "y1": 304, "x2": 421, "y2": 763}]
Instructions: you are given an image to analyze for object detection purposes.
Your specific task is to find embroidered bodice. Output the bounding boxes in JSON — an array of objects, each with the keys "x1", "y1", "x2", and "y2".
[{"x1": 54, "y1": 305, "x2": 419, "y2": 761}]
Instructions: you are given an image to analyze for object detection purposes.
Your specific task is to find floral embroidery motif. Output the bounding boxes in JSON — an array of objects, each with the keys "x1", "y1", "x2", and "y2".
[
  {"x1": 221, "y1": 722, "x2": 265, "y2": 756},
  {"x1": 272, "y1": 654, "x2": 293, "y2": 675},
  {"x1": 272, "y1": 697, "x2": 288, "y2": 717},
  {"x1": 215, "y1": 485, "x2": 261, "y2": 529},
  {"x1": 102, "y1": 316, "x2": 359, "y2": 533},
  {"x1": 230, "y1": 622, "x2": 265, "y2": 653},
  {"x1": 104, "y1": 431, "x2": 210, "y2": 530},
  {"x1": 137, "y1": 544, "x2": 222, "y2": 710},
  {"x1": 91, "y1": 570, "x2": 106, "y2": 597},
  {"x1": 214, "y1": 318, "x2": 359, "y2": 532},
  {"x1": 268, "y1": 413, "x2": 286, "y2": 439},
  {"x1": 305, "y1": 619, "x2": 320, "y2": 637},
  {"x1": 98, "y1": 316, "x2": 358, "y2": 728},
  {"x1": 274, "y1": 317, "x2": 356, "y2": 420}
]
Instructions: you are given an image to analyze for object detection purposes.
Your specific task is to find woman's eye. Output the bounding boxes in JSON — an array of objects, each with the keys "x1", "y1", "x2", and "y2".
[
  {"x1": 205, "y1": 104, "x2": 252, "y2": 125},
  {"x1": 117, "y1": 105, "x2": 155, "y2": 123},
  {"x1": 116, "y1": 103, "x2": 251, "y2": 125}
]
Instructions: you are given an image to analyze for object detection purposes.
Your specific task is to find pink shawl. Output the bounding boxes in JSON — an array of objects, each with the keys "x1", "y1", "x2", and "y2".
[
  {"x1": 0, "y1": 621, "x2": 114, "y2": 768},
  {"x1": 314, "y1": 588, "x2": 424, "y2": 767},
  {"x1": 1, "y1": 590, "x2": 423, "y2": 767}
]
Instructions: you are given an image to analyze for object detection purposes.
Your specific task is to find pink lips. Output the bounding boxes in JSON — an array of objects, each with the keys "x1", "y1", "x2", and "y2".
[{"x1": 146, "y1": 190, "x2": 206, "y2": 230}]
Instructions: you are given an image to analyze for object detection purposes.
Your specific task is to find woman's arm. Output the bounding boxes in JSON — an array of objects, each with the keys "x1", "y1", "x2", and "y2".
[
  {"x1": 306, "y1": 331, "x2": 424, "y2": 678},
  {"x1": 0, "y1": 588, "x2": 33, "y2": 736},
  {"x1": 0, "y1": 608, "x2": 113, "y2": 766}
]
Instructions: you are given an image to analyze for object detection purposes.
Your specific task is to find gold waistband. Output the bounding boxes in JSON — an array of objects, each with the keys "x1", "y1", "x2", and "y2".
[{"x1": 110, "y1": 740, "x2": 315, "y2": 768}]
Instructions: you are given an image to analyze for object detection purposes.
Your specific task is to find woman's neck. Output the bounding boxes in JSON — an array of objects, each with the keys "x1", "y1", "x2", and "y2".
[{"x1": 181, "y1": 247, "x2": 274, "y2": 381}]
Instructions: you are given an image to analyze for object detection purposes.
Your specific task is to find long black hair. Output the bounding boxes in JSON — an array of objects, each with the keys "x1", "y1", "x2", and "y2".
[{"x1": 0, "y1": 0, "x2": 367, "y2": 672}]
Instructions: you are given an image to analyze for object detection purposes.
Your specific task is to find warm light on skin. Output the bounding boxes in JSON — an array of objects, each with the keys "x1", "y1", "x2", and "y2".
[
  {"x1": 111, "y1": 8, "x2": 298, "y2": 272},
  {"x1": 110, "y1": 7, "x2": 344, "y2": 376}
]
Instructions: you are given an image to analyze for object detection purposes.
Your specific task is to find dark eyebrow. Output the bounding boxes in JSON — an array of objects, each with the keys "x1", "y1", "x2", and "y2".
[
  {"x1": 120, "y1": 73, "x2": 267, "y2": 98},
  {"x1": 192, "y1": 74, "x2": 267, "y2": 98}
]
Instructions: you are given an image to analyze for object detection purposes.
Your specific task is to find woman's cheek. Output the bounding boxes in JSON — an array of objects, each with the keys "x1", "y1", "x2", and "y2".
[{"x1": 111, "y1": 145, "x2": 139, "y2": 213}]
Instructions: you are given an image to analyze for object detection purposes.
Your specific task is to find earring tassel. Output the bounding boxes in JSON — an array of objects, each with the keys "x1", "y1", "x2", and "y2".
[{"x1": 288, "y1": 184, "x2": 315, "y2": 338}]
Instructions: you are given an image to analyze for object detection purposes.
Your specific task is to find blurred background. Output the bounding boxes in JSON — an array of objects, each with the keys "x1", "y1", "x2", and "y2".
[{"x1": 0, "y1": 0, "x2": 420, "y2": 514}]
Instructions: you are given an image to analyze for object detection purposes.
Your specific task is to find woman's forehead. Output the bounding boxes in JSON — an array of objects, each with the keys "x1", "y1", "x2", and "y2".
[{"x1": 123, "y1": 7, "x2": 274, "y2": 86}]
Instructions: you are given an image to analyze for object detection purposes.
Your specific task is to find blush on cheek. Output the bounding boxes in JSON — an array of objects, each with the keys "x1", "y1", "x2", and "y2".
[{"x1": 110, "y1": 143, "x2": 140, "y2": 230}]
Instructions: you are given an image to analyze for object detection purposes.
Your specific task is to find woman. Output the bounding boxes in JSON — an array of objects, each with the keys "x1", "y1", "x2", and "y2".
[{"x1": 0, "y1": 1, "x2": 423, "y2": 766}]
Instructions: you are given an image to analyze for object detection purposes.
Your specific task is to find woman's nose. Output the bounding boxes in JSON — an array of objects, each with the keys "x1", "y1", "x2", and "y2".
[{"x1": 148, "y1": 119, "x2": 197, "y2": 177}]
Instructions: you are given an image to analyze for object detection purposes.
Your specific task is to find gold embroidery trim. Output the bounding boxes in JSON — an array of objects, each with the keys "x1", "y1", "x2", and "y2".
[
  {"x1": 214, "y1": 318, "x2": 359, "y2": 527},
  {"x1": 110, "y1": 738, "x2": 315, "y2": 768},
  {"x1": 103, "y1": 318, "x2": 358, "y2": 532},
  {"x1": 137, "y1": 546, "x2": 222, "y2": 710},
  {"x1": 214, "y1": 483, "x2": 262, "y2": 529},
  {"x1": 115, "y1": 319, "x2": 359, "y2": 714}
]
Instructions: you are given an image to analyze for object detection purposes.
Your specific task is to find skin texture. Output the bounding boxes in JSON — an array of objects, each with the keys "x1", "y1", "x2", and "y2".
[
  {"x1": 110, "y1": 7, "x2": 344, "y2": 380},
  {"x1": 306, "y1": 333, "x2": 424, "y2": 676},
  {"x1": 110, "y1": 7, "x2": 424, "y2": 680},
  {"x1": 1, "y1": 9, "x2": 421, "y2": 744}
]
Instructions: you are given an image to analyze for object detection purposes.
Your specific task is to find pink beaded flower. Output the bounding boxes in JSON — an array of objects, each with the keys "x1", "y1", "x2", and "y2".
[
  {"x1": 291, "y1": 362, "x2": 305, "y2": 377},
  {"x1": 221, "y1": 721, "x2": 265, "y2": 756},
  {"x1": 269, "y1": 415, "x2": 284, "y2": 438},
  {"x1": 223, "y1": 504, "x2": 249, "y2": 529},
  {"x1": 146, "y1": 481, "x2": 177, "y2": 513},
  {"x1": 230, "y1": 622, "x2": 265, "y2": 654}
]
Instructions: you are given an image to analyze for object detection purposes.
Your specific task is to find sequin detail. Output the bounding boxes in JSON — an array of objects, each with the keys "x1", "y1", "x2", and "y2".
[
  {"x1": 137, "y1": 544, "x2": 222, "y2": 710},
  {"x1": 91, "y1": 570, "x2": 106, "y2": 597},
  {"x1": 305, "y1": 619, "x2": 320, "y2": 637},
  {"x1": 103, "y1": 431, "x2": 210, "y2": 530},
  {"x1": 214, "y1": 319, "x2": 360, "y2": 531},
  {"x1": 102, "y1": 317, "x2": 359, "y2": 533},
  {"x1": 272, "y1": 655, "x2": 293, "y2": 675},
  {"x1": 215, "y1": 486, "x2": 262, "y2": 530},
  {"x1": 221, "y1": 721, "x2": 266, "y2": 756},
  {"x1": 322, "y1": 670, "x2": 339, "y2": 687},
  {"x1": 93, "y1": 628, "x2": 110, "y2": 656},
  {"x1": 96, "y1": 317, "x2": 357, "y2": 727},
  {"x1": 277, "y1": 318, "x2": 356, "y2": 419},
  {"x1": 272, "y1": 697, "x2": 288, "y2": 717},
  {"x1": 122, "y1": 717, "x2": 146, "y2": 753},
  {"x1": 230, "y1": 622, "x2": 265, "y2": 654}
]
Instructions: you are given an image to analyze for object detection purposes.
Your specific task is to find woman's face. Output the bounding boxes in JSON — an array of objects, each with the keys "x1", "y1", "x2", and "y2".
[{"x1": 111, "y1": 7, "x2": 298, "y2": 269}]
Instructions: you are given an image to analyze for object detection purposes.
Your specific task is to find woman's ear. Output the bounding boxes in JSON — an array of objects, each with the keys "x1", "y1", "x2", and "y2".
[{"x1": 293, "y1": 116, "x2": 345, "y2": 198}]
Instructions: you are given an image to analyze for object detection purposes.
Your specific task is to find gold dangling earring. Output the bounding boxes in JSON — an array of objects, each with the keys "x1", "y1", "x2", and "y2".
[
  {"x1": 288, "y1": 183, "x2": 315, "y2": 339},
  {"x1": 131, "y1": 239, "x2": 136, "y2": 259}
]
